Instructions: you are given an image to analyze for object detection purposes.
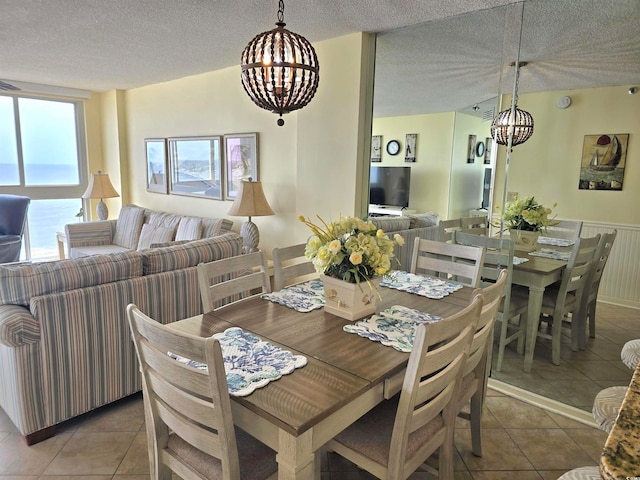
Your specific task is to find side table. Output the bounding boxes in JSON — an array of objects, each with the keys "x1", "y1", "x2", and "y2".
[{"x1": 56, "y1": 231, "x2": 68, "y2": 259}]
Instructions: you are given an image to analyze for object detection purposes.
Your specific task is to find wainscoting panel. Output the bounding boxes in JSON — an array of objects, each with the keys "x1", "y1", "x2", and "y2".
[{"x1": 582, "y1": 222, "x2": 640, "y2": 309}]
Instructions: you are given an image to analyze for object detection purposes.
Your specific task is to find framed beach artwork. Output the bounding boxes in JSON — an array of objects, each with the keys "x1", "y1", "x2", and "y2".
[
  {"x1": 484, "y1": 137, "x2": 492, "y2": 164},
  {"x1": 167, "y1": 136, "x2": 223, "y2": 200},
  {"x1": 224, "y1": 133, "x2": 259, "y2": 200},
  {"x1": 578, "y1": 133, "x2": 629, "y2": 190},
  {"x1": 371, "y1": 135, "x2": 382, "y2": 162},
  {"x1": 405, "y1": 133, "x2": 417, "y2": 162},
  {"x1": 467, "y1": 135, "x2": 476, "y2": 164},
  {"x1": 145, "y1": 138, "x2": 168, "y2": 194}
]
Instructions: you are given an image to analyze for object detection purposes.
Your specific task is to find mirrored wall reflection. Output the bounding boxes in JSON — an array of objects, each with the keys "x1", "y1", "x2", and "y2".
[{"x1": 370, "y1": 0, "x2": 640, "y2": 412}]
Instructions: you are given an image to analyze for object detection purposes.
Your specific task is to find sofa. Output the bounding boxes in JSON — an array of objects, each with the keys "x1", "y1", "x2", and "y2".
[
  {"x1": 368, "y1": 212, "x2": 441, "y2": 270},
  {"x1": 0, "y1": 222, "x2": 242, "y2": 444}
]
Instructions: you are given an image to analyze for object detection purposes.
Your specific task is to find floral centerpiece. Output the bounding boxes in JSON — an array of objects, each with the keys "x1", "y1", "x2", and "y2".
[
  {"x1": 299, "y1": 215, "x2": 405, "y2": 320},
  {"x1": 501, "y1": 195, "x2": 556, "y2": 232}
]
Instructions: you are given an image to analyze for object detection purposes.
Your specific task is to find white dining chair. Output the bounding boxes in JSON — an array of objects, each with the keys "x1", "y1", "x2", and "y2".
[
  {"x1": 126, "y1": 304, "x2": 278, "y2": 480},
  {"x1": 544, "y1": 220, "x2": 583, "y2": 241},
  {"x1": 272, "y1": 243, "x2": 317, "y2": 291},
  {"x1": 437, "y1": 218, "x2": 462, "y2": 243},
  {"x1": 460, "y1": 214, "x2": 489, "y2": 236}
]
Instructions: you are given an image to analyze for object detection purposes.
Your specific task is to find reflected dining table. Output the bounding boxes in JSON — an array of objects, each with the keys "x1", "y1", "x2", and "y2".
[
  {"x1": 511, "y1": 248, "x2": 569, "y2": 372},
  {"x1": 168, "y1": 281, "x2": 474, "y2": 480}
]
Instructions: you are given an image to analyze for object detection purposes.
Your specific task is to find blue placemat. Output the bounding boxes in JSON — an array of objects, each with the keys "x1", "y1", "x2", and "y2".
[
  {"x1": 169, "y1": 327, "x2": 307, "y2": 396},
  {"x1": 261, "y1": 279, "x2": 325, "y2": 312},
  {"x1": 380, "y1": 270, "x2": 463, "y2": 299},
  {"x1": 529, "y1": 248, "x2": 572, "y2": 261},
  {"x1": 343, "y1": 305, "x2": 442, "y2": 352},
  {"x1": 537, "y1": 236, "x2": 575, "y2": 247}
]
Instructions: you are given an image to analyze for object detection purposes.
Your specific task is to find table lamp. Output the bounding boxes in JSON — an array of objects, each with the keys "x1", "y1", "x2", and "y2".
[
  {"x1": 227, "y1": 178, "x2": 274, "y2": 253},
  {"x1": 82, "y1": 171, "x2": 120, "y2": 220}
]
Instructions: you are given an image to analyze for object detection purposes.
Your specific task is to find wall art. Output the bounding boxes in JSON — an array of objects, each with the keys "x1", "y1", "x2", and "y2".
[{"x1": 578, "y1": 133, "x2": 629, "y2": 190}]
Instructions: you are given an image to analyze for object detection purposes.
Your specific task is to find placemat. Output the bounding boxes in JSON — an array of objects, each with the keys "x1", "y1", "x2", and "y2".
[
  {"x1": 537, "y1": 236, "x2": 575, "y2": 247},
  {"x1": 529, "y1": 248, "x2": 572, "y2": 261},
  {"x1": 261, "y1": 279, "x2": 325, "y2": 312},
  {"x1": 380, "y1": 270, "x2": 463, "y2": 299},
  {"x1": 169, "y1": 327, "x2": 307, "y2": 396},
  {"x1": 343, "y1": 305, "x2": 442, "y2": 352},
  {"x1": 513, "y1": 256, "x2": 529, "y2": 265}
]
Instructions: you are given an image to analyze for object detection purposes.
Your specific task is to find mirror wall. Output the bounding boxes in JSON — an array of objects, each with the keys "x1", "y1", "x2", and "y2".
[{"x1": 371, "y1": 0, "x2": 640, "y2": 412}]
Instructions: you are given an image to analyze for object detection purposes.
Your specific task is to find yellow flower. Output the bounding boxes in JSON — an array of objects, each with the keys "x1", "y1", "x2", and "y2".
[
  {"x1": 394, "y1": 233, "x2": 405, "y2": 246},
  {"x1": 349, "y1": 252, "x2": 363, "y2": 265},
  {"x1": 328, "y1": 239, "x2": 341, "y2": 253}
]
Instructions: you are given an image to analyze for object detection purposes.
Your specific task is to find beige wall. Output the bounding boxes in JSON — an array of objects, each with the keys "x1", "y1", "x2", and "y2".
[{"x1": 494, "y1": 85, "x2": 640, "y2": 225}]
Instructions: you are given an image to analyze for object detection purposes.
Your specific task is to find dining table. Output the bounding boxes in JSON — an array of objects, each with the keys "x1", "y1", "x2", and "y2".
[
  {"x1": 511, "y1": 243, "x2": 571, "y2": 372},
  {"x1": 168, "y1": 277, "x2": 474, "y2": 480}
]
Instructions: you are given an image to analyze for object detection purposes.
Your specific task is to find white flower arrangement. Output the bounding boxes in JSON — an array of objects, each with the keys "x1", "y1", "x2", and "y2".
[{"x1": 499, "y1": 196, "x2": 557, "y2": 232}]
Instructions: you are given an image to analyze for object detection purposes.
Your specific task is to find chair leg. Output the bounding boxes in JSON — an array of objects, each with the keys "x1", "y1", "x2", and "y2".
[
  {"x1": 551, "y1": 313, "x2": 563, "y2": 366},
  {"x1": 516, "y1": 312, "x2": 527, "y2": 355},
  {"x1": 495, "y1": 317, "x2": 510, "y2": 372},
  {"x1": 470, "y1": 391, "x2": 483, "y2": 457},
  {"x1": 588, "y1": 301, "x2": 597, "y2": 338},
  {"x1": 438, "y1": 431, "x2": 455, "y2": 480}
]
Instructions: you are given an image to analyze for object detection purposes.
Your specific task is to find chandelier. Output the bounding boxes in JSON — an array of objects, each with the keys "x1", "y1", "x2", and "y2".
[
  {"x1": 241, "y1": 0, "x2": 320, "y2": 126},
  {"x1": 491, "y1": 61, "x2": 534, "y2": 147}
]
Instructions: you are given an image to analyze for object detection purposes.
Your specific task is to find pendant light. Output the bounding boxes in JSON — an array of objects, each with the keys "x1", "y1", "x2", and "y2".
[
  {"x1": 241, "y1": 0, "x2": 320, "y2": 126},
  {"x1": 491, "y1": 61, "x2": 534, "y2": 147}
]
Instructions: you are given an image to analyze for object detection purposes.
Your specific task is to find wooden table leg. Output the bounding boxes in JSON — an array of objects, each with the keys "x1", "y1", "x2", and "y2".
[{"x1": 276, "y1": 429, "x2": 315, "y2": 480}]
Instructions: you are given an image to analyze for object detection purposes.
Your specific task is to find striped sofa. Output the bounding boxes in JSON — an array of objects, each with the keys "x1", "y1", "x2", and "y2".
[
  {"x1": 0, "y1": 231, "x2": 242, "y2": 445},
  {"x1": 368, "y1": 212, "x2": 440, "y2": 270}
]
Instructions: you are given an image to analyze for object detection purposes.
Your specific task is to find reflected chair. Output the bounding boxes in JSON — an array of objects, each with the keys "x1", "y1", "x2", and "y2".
[
  {"x1": 454, "y1": 232, "x2": 529, "y2": 372},
  {"x1": 197, "y1": 250, "x2": 270, "y2": 314},
  {"x1": 438, "y1": 218, "x2": 462, "y2": 243},
  {"x1": 272, "y1": 243, "x2": 317, "y2": 291},
  {"x1": 578, "y1": 230, "x2": 617, "y2": 348},
  {"x1": 513, "y1": 235, "x2": 599, "y2": 368},
  {"x1": 0, "y1": 194, "x2": 31, "y2": 264},
  {"x1": 325, "y1": 295, "x2": 481, "y2": 480},
  {"x1": 456, "y1": 269, "x2": 506, "y2": 457},
  {"x1": 460, "y1": 214, "x2": 489, "y2": 236},
  {"x1": 544, "y1": 220, "x2": 583, "y2": 241},
  {"x1": 126, "y1": 304, "x2": 277, "y2": 480},
  {"x1": 410, "y1": 237, "x2": 486, "y2": 287}
]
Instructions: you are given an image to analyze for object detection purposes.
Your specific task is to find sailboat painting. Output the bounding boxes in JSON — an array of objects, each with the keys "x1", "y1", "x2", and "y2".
[{"x1": 579, "y1": 133, "x2": 629, "y2": 190}]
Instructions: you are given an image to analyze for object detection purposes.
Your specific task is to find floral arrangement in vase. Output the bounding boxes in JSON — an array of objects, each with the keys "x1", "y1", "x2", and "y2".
[
  {"x1": 299, "y1": 215, "x2": 404, "y2": 284},
  {"x1": 499, "y1": 196, "x2": 557, "y2": 232}
]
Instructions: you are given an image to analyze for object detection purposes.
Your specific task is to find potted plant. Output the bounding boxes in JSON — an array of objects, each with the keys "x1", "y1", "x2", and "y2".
[{"x1": 499, "y1": 196, "x2": 556, "y2": 251}]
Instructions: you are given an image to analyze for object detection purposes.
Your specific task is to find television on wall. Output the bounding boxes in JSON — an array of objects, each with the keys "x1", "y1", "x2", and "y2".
[{"x1": 369, "y1": 166, "x2": 411, "y2": 208}]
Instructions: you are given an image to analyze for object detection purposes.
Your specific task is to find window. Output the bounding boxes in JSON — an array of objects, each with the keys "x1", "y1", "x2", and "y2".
[{"x1": 0, "y1": 94, "x2": 88, "y2": 261}]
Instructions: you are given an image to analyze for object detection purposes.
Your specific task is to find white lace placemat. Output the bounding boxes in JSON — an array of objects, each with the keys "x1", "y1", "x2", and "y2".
[
  {"x1": 169, "y1": 327, "x2": 307, "y2": 396},
  {"x1": 343, "y1": 305, "x2": 442, "y2": 352},
  {"x1": 380, "y1": 270, "x2": 463, "y2": 299},
  {"x1": 529, "y1": 248, "x2": 572, "y2": 261},
  {"x1": 261, "y1": 279, "x2": 325, "y2": 312},
  {"x1": 513, "y1": 256, "x2": 529, "y2": 265},
  {"x1": 537, "y1": 236, "x2": 575, "y2": 247}
]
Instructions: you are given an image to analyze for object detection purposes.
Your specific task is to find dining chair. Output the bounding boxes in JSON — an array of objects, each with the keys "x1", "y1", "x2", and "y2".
[
  {"x1": 544, "y1": 219, "x2": 583, "y2": 241},
  {"x1": 460, "y1": 214, "x2": 489, "y2": 236},
  {"x1": 456, "y1": 268, "x2": 507, "y2": 457},
  {"x1": 126, "y1": 304, "x2": 277, "y2": 480},
  {"x1": 410, "y1": 237, "x2": 486, "y2": 287},
  {"x1": 578, "y1": 230, "x2": 617, "y2": 348},
  {"x1": 453, "y1": 232, "x2": 528, "y2": 372},
  {"x1": 272, "y1": 243, "x2": 317, "y2": 291},
  {"x1": 325, "y1": 295, "x2": 482, "y2": 480},
  {"x1": 0, "y1": 194, "x2": 31, "y2": 264},
  {"x1": 197, "y1": 250, "x2": 271, "y2": 313},
  {"x1": 513, "y1": 235, "x2": 599, "y2": 366},
  {"x1": 437, "y1": 218, "x2": 462, "y2": 243}
]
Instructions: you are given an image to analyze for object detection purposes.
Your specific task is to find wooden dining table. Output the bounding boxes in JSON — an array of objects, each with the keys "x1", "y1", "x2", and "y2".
[
  {"x1": 511, "y1": 248, "x2": 569, "y2": 372},
  {"x1": 168, "y1": 281, "x2": 474, "y2": 480}
]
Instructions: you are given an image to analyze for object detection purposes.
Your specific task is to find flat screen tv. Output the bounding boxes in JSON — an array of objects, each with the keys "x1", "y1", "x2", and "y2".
[{"x1": 369, "y1": 166, "x2": 411, "y2": 208}]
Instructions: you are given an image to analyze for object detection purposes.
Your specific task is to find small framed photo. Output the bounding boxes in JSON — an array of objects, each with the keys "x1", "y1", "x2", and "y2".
[
  {"x1": 484, "y1": 137, "x2": 492, "y2": 164},
  {"x1": 405, "y1": 133, "x2": 417, "y2": 162},
  {"x1": 224, "y1": 133, "x2": 259, "y2": 200},
  {"x1": 168, "y1": 136, "x2": 223, "y2": 200},
  {"x1": 371, "y1": 135, "x2": 382, "y2": 162},
  {"x1": 145, "y1": 138, "x2": 168, "y2": 194},
  {"x1": 467, "y1": 135, "x2": 477, "y2": 163}
]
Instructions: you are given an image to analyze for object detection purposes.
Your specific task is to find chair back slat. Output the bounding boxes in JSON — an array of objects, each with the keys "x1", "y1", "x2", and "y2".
[
  {"x1": 438, "y1": 218, "x2": 462, "y2": 242},
  {"x1": 410, "y1": 237, "x2": 485, "y2": 287},
  {"x1": 545, "y1": 219, "x2": 583, "y2": 241},
  {"x1": 272, "y1": 243, "x2": 317, "y2": 291}
]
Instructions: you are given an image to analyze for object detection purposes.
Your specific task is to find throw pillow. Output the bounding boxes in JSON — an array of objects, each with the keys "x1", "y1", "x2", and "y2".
[
  {"x1": 113, "y1": 205, "x2": 146, "y2": 249},
  {"x1": 175, "y1": 217, "x2": 202, "y2": 241},
  {"x1": 137, "y1": 224, "x2": 176, "y2": 251},
  {"x1": 406, "y1": 212, "x2": 440, "y2": 229}
]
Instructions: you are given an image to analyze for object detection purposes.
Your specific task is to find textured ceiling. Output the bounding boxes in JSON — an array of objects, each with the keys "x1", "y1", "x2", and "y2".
[{"x1": 1, "y1": 0, "x2": 638, "y2": 117}]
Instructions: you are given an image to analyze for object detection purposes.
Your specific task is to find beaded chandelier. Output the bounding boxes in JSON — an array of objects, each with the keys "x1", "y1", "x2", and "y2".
[
  {"x1": 491, "y1": 61, "x2": 534, "y2": 147},
  {"x1": 241, "y1": 0, "x2": 320, "y2": 126}
]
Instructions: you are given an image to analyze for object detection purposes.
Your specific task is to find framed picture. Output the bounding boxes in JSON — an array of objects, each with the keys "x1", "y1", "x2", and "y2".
[
  {"x1": 145, "y1": 138, "x2": 168, "y2": 194},
  {"x1": 405, "y1": 133, "x2": 417, "y2": 162},
  {"x1": 371, "y1": 135, "x2": 382, "y2": 162},
  {"x1": 578, "y1": 133, "x2": 629, "y2": 190},
  {"x1": 467, "y1": 135, "x2": 476, "y2": 163},
  {"x1": 224, "y1": 133, "x2": 259, "y2": 200},
  {"x1": 484, "y1": 137, "x2": 492, "y2": 164},
  {"x1": 168, "y1": 136, "x2": 223, "y2": 200}
]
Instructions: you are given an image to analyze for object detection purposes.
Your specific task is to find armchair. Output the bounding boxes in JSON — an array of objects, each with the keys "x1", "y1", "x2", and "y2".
[{"x1": 0, "y1": 194, "x2": 30, "y2": 264}]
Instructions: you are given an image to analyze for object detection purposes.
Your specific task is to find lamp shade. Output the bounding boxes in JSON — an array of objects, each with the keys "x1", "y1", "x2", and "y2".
[
  {"x1": 227, "y1": 179, "x2": 274, "y2": 218},
  {"x1": 82, "y1": 171, "x2": 120, "y2": 200}
]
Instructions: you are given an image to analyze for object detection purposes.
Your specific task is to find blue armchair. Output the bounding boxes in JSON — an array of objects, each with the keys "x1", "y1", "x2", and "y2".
[{"x1": 0, "y1": 194, "x2": 31, "y2": 263}]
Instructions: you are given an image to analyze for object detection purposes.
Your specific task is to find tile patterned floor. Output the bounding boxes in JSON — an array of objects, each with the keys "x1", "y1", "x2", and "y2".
[{"x1": 1, "y1": 301, "x2": 635, "y2": 479}]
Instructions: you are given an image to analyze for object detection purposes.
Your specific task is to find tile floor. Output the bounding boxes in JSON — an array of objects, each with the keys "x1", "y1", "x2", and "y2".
[
  {"x1": 1, "y1": 301, "x2": 635, "y2": 479},
  {"x1": 492, "y1": 303, "x2": 639, "y2": 411}
]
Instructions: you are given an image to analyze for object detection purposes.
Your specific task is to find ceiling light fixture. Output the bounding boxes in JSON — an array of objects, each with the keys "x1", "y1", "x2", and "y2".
[
  {"x1": 241, "y1": 0, "x2": 320, "y2": 126},
  {"x1": 491, "y1": 61, "x2": 534, "y2": 147}
]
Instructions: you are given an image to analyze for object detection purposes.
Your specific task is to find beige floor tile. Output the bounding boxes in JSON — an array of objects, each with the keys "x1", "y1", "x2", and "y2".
[
  {"x1": 0, "y1": 432, "x2": 71, "y2": 476},
  {"x1": 471, "y1": 471, "x2": 542, "y2": 479},
  {"x1": 0, "y1": 408, "x2": 19, "y2": 433},
  {"x1": 116, "y1": 430, "x2": 151, "y2": 475},
  {"x1": 0, "y1": 476, "x2": 38, "y2": 480},
  {"x1": 485, "y1": 396, "x2": 558, "y2": 429},
  {"x1": 455, "y1": 428, "x2": 534, "y2": 471},
  {"x1": 506, "y1": 428, "x2": 594, "y2": 471},
  {"x1": 567, "y1": 428, "x2": 609, "y2": 463},
  {"x1": 42, "y1": 431, "x2": 136, "y2": 476},
  {"x1": 39, "y1": 476, "x2": 112, "y2": 480},
  {"x1": 112, "y1": 476, "x2": 153, "y2": 480},
  {"x1": 77, "y1": 394, "x2": 145, "y2": 433}
]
